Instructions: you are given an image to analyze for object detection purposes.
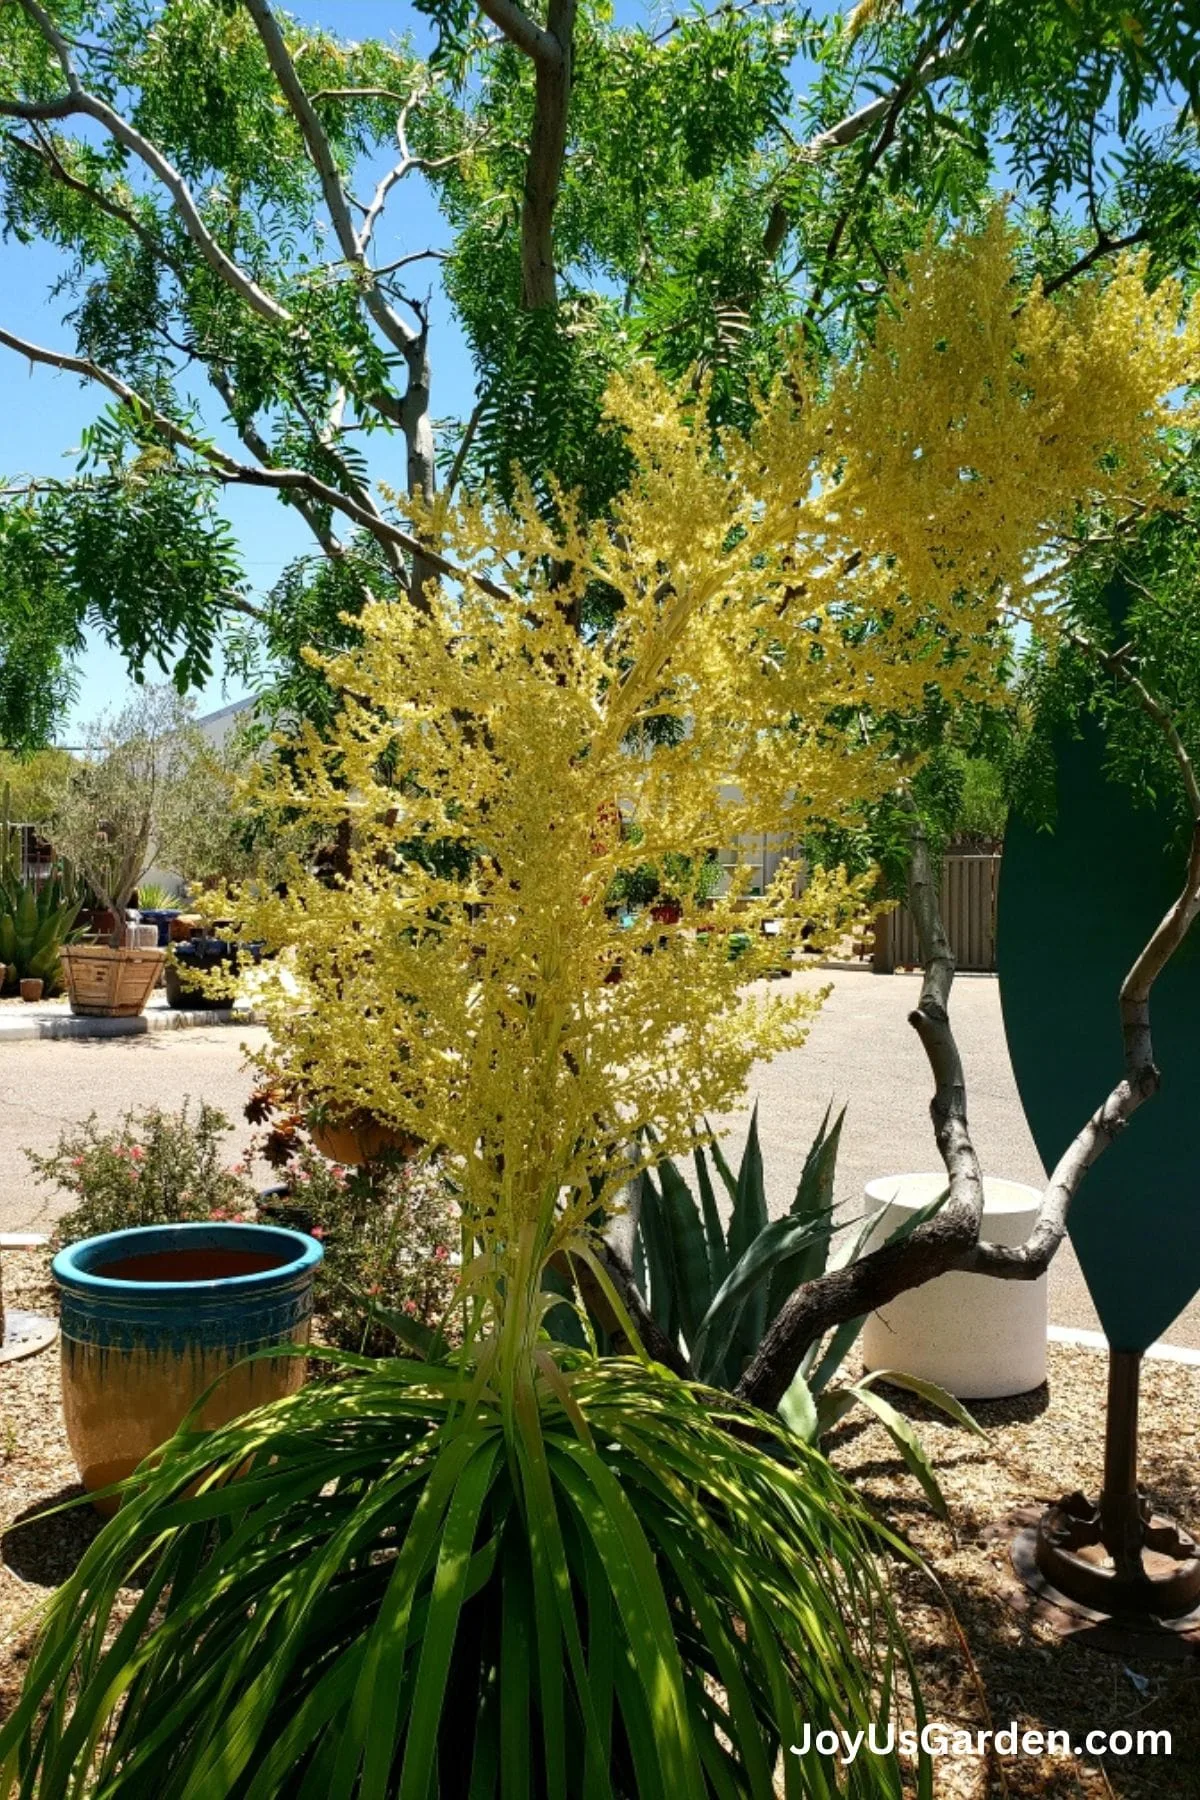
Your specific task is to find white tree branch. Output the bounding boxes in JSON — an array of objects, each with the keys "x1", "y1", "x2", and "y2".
[
  {"x1": 241, "y1": 0, "x2": 419, "y2": 357},
  {"x1": 0, "y1": 324, "x2": 512, "y2": 604},
  {"x1": 475, "y1": 0, "x2": 560, "y2": 65}
]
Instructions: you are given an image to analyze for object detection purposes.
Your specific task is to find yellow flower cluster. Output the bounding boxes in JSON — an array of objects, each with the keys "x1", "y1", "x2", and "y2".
[{"x1": 228, "y1": 216, "x2": 1195, "y2": 1320}]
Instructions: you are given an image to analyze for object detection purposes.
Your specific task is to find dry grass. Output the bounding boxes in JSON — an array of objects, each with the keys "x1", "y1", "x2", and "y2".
[{"x1": 2, "y1": 1252, "x2": 1197, "y2": 1793}]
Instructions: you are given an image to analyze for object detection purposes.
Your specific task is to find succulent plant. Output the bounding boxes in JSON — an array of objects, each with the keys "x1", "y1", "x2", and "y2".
[{"x1": 0, "y1": 782, "x2": 83, "y2": 995}]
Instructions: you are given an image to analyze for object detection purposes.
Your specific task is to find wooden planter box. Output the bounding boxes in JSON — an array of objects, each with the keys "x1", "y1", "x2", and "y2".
[{"x1": 61, "y1": 944, "x2": 165, "y2": 1018}]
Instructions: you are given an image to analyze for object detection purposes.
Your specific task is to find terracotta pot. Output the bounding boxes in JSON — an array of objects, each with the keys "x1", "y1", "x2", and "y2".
[
  {"x1": 19, "y1": 978, "x2": 43, "y2": 1003},
  {"x1": 53, "y1": 1222, "x2": 322, "y2": 1514},
  {"x1": 60, "y1": 943, "x2": 164, "y2": 1017},
  {"x1": 307, "y1": 1111, "x2": 418, "y2": 1167}
]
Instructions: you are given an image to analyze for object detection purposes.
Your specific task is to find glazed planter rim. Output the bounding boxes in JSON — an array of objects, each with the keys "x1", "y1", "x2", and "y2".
[{"x1": 53, "y1": 1220, "x2": 323, "y2": 1300}]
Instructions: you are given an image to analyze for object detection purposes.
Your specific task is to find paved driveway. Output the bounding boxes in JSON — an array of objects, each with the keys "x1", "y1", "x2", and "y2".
[
  {"x1": 2, "y1": 975, "x2": 1196, "y2": 1349},
  {"x1": 0, "y1": 1026, "x2": 270, "y2": 1235},
  {"x1": 710, "y1": 966, "x2": 1200, "y2": 1351}
]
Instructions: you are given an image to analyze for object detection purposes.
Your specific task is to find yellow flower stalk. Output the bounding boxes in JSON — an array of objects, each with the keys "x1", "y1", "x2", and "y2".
[{"x1": 227, "y1": 214, "x2": 1196, "y2": 1360}]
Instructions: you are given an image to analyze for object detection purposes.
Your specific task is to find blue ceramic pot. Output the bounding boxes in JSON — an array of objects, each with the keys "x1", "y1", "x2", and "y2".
[{"x1": 53, "y1": 1221, "x2": 323, "y2": 1511}]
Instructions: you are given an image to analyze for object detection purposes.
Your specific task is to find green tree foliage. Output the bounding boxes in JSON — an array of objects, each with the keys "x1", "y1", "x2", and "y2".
[{"x1": 0, "y1": 0, "x2": 1197, "y2": 743}]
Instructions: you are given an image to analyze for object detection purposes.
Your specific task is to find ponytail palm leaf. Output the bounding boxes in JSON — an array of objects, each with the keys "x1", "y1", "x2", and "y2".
[{"x1": 0, "y1": 1353, "x2": 921, "y2": 1800}]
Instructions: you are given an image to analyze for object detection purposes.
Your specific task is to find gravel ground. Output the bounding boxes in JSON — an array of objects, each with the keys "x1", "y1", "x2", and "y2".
[
  {"x1": 2, "y1": 1246, "x2": 1196, "y2": 1793},
  {"x1": 1, "y1": 1256, "x2": 101, "y2": 1721},
  {"x1": 828, "y1": 1345, "x2": 1200, "y2": 1798}
]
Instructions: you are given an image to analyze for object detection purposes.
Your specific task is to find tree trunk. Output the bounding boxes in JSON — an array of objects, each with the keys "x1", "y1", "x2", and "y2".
[{"x1": 520, "y1": 0, "x2": 577, "y2": 311}]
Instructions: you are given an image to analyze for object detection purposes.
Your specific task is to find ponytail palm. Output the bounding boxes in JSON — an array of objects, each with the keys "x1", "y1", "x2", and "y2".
[
  {"x1": 1, "y1": 1354, "x2": 919, "y2": 1799},
  {"x1": 3, "y1": 222, "x2": 1194, "y2": 1797}
]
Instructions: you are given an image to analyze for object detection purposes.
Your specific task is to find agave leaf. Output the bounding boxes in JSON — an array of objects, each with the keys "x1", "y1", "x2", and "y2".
[
  {"x1": 724, "y1": 1105, "x2": 770, "y2": 1378},
  {"x1": 636, "y1": 1168, "x2": 680, "y2": 1343},
  {"x1": 845, "y1": 1385, "x2": 951, "y2": 1520},
  {"x1": 803, "y1": 1316, "x2": 866, "y2": 1397},
  {"x1": 691, "y1": 1210, "x2": 835, "y2": 1385},
  {"x1": 766, "y1": 1105, "x2": 845, "y2": 1328},
  {"x1": 813, "y1": 1387, "x2": 859, "y2": 1438},
  {"x1": 691, "y1": 1146, "x2": 728, "y2": 1289},
  {"x1": 28, "y1": 942, "x2": 61, "y2": 984},
  {"x1": 855, "y1": 1369, "x2": 985, "y2": 1438},
  {"x1": 702, "y1": 1119, "x2": 739, "y2": 1206},
  {"x1": 654, "y1": 1156, "x2": 713, "y2": 1347},
  {"x1": 15, "y1": 884, "x2": 37, "y2": 945},
  {"x1": 777, "y1": 1370, "x2": 819, "y2": 1444},
  {"x1": 725, "y1": 1103, "x2": 766, "y2": 1268}
]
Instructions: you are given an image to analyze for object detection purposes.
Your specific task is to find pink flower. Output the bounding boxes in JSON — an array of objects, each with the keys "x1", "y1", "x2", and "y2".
[
  {"x1": 367, "y1": 1282, "x2": 382, "y2": 1296},
  {"x1": 70, "y1": 1156, "x2": 84, "y2": 1169},
  {"x1": 433, "y1": 1244, "x2": 449, "y2": 1263},
  {"x1": 311, "y1": 1226, "x2": 326, "y2": 1240},
  {"x1": 129, "y1": 1145, "x2": 145, "y2": 1162},
  {"x1": 209, "y1": 1208, "x2": 230, "y2": 1221},
  {"x1": 402, "y1": 1299, "x2": 418, "y2": 1317}
]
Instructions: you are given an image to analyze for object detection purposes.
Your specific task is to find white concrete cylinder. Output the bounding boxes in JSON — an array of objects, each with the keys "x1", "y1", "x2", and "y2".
[{"x1": 860, "y1": 1174, "x2": 1047, "y2": 1400}]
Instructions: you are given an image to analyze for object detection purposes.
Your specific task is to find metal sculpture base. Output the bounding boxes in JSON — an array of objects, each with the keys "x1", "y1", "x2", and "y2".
[
  {"x1": 1011, "y1": 1348, "x2": 1200, "y2": 1651},
  {"x1": 0, "y1": 1309, "x2": 58, "y2": 1364}
]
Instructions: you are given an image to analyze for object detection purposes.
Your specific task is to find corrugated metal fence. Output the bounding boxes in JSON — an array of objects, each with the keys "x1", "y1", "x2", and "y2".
[{"x1": 874, "y1": 852, "x2": 1002, "y2": 973}]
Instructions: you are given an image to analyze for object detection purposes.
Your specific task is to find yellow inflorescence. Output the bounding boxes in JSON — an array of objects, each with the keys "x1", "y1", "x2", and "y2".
[{"x1": 226, "y1": 216, "x2": 1196, "y2": 1297}]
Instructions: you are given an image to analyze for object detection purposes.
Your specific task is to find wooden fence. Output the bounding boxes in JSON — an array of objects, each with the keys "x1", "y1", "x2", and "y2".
[{"x1": 872, "y1": 852, "x2": 1002, "y2": 973}]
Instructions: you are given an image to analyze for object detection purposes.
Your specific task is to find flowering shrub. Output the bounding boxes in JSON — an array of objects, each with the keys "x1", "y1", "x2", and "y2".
[
  {"x1": 258, "y1": 1141, "x2": 458, "y2": 1355},
  {"x1": 31, "y1": 1101, "x2": 458, "y2": 1352},
  {"x1": 32, "y1": 1103, "x2": 258, "y2": 1244},
  {"x1": 222, "y1": 219, "x2": 1200, "y2": 1279}
]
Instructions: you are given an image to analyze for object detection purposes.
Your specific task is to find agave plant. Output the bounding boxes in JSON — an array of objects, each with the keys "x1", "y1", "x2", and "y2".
[
  {"x1": 634, "y1": 1107, "x2": 983, "y2": 1518},
  {"x1": 0, "y1": 785, "x2": 82, "y2": 995}
]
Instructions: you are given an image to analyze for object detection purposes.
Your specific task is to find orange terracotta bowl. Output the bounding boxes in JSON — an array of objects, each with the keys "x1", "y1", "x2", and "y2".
[{"x1": 307, "y1": 1111, "x2": 420, "y2": 1167}]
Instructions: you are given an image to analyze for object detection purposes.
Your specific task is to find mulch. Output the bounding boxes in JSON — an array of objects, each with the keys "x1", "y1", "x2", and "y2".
[
  {"x1": 2, "y1": 1248, "x2": 1197, "y2": 1794},
  {"x1": 828, "y1": 1345, "x2": 1200, "y2": 1798}
]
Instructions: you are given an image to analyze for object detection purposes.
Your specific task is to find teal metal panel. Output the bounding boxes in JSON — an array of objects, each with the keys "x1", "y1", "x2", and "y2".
[{"x1": 996, "y1": 722, "x2": 1200, "y2": 1351}]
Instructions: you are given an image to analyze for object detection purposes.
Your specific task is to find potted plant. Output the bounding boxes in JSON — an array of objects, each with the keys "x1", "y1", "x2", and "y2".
[
  {"x1": 39, "y1": 689, "x2": 206, "y2": 1017},
  {"x1": 3, "y1": 228, "x2": 1189, "y2": 1793},
  {"x1": 157, "y1": 723, "x2": 306, "y2": 1008},
  {"x1": 130, "y1": 879, "x2": 182, "y2": 945}
]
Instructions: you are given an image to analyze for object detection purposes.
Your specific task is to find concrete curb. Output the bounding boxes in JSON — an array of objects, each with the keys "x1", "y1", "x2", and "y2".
[
  {"x1": 1048, "y1": 1323, "x2": 1200, "y2": 1369},
  {"x1": 0, "y1": 1007, "x2": 262, "y2": 1044}
]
